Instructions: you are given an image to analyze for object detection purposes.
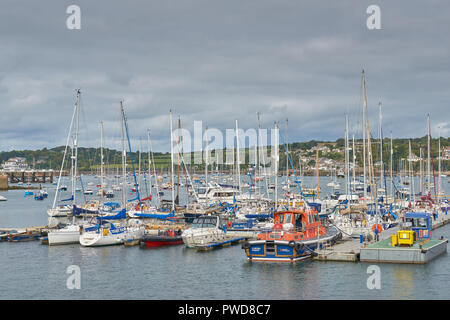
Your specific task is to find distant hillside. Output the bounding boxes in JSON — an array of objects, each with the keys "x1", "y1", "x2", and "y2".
[{"x1": 0, "y1": 136, "x2": 448, "y2": 173}]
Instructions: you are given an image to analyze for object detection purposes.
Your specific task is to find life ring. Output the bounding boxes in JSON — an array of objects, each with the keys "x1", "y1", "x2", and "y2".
[
  {"x1": 273, "y1": 223, "x2": 283, "y2": 231},
  {"x1": 372, "y1": 224, "x2": 382, "y2": 233},
  {"x1": 226, "y1": 222, "x2": 233, "y2": 228}
]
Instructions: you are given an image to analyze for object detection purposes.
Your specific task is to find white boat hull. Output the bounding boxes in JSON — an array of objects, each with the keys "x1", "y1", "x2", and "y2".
[
  {"x1": 48, "y1": 229, "x2": 80, "y2": 245},
  {"x1": 79, "y1": 227, "x2": 144, "y2": 247},
  {"x1": 181, "y1": 228, "x2": 226, "y2": 248}
]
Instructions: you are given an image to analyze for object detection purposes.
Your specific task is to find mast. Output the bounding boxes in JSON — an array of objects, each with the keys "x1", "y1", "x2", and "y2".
[
  {"x1": 438, "y1": 127, "x2": 441, "y2": 196},
  {"x1": 177, "y1": 116, "x2": 181, "y2": 204},
  {"x1": 427, "y1": 114, "x2": 431, "y2": 194},
  {"x1": 363, "y1": 71, "x2": 376, "y2": 204},
  {"x1": 149, "y1": 129, "x2": 152, "y2": 197},
  {"x1": 286, "y1": 118, "x2": 289, "y2": 188},
  {"x1": 274, "y1": 122, "x2": 279, "y2": 205},
  {"x1": 235, "y1": 120, "x2": 241, "y2": 193},
  {"x1": 148, "y1": 130, "x2": 160, "y2": 202},
  {"x1": 169, "y1": 110, "x2": 175, "y2": 212},
  {"x1": 100, "y1": 120, "x2": 104, "y2": 199},
  {"x1": 73, "y1": 89, "x2": 80, "y2": 206},
  {"x1": 120, "y1": 101, "x2": 127, "y2": 208},
  {"x1": 52, "y1": 91, "x2": 77, "y2": 210},
  {"x1": 352, "y1": 134, "x2": 356, "y2": 190},
  {"x1": 390, "y1": 131, "x2": 393, "y2": 199},
  {"x1": 345, "y1": 114, "x2": 349, "y2": 196},
  {"x1": 420, "y1": 147, "x2": 423, "y2": 195},
  {"x1": 408, "y1": 140, "x2": 413, "y2": 204},
  {"x1": 204, "y1": 124, "x2": 208, "y2": 188},
  {"x1": 379, "y1": 102, "x2": 384, "y2": 191},
  {"x1": 362, "y1": 70, "x2": 367, "y2": 202},
  {"x1": 316, "y1": 149, "x2": 319, "y2": 199}
]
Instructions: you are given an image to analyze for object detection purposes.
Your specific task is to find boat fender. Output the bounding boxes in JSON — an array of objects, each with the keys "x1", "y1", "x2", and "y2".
[
  {"x1": 241, "y1": 242, "x2": 249, "y2": 249},
  {"x1": 294, "y1": 243, "x2": 304, "y2": 252},
  {"x1": 288, "y1": 240, "x2": 295, "y2": 247}
]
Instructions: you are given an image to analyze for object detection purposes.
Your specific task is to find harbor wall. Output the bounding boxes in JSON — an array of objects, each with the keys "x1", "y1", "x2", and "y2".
[{"x1": 0, "y1": 175, "x2": 7, "y2": 190}]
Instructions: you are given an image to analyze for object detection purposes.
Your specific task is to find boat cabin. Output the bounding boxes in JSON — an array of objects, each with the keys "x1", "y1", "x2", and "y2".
[
  {"x1": 404, "y1": 212, "x2": 432, "y2": 240},
  {"x1": 190, "y1": 215, "x2": 221, "y2": 229},
  {"x1": 257, "y1": 209, "x2": 325, "y2": 241}
]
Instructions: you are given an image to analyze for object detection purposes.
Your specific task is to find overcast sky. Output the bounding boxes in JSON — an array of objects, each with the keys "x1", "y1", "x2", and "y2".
[{"x1": 0, "y1": 0, "x2": 449, "y2": 152}]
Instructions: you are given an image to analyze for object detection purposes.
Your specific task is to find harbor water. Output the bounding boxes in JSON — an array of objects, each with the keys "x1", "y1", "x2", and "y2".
[{"x1": 0, "y1": 176, "x2": 449, "y2": 300}]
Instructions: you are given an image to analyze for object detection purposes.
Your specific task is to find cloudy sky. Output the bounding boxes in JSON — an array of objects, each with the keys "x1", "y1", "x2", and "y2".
[{"x1": 0, "y1": 0, "x2": 449, "y2": 152}]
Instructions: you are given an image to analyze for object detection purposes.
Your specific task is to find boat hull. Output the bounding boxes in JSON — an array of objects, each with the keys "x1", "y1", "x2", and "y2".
[
  {"x1": 140, "y1": 235, "x2": 183, "y2": 247},
  {"x1": 79, "y1": 232, "x2": 125, "y2": 247},
  {"x1": 243, "y1": 226, "x2": 340, "y2": 262},
  {"x1": 48, "y1": 230, "x2": 80, "y2": 245}
]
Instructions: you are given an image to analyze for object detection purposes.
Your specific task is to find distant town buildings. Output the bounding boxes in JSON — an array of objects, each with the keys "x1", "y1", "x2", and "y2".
[
  {"x1": 443, "y1": 146, "x2": 450, "y2": 160},
  {"x1": 1, "y1": 157, "x2": 30, "y2": 171}
]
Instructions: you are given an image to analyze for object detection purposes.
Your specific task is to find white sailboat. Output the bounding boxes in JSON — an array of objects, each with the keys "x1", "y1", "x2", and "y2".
[
  {"x1": 48, "y1": 89, "x2": 81, "y2": 217},
  {"x1": 79, "y1": 101, "x2": 145, "y2": 247}
]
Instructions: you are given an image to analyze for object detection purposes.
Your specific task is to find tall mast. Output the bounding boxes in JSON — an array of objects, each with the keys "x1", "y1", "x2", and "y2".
[
  {"x1": 390, "y1": 131, "x2": 393, "y2": 199},
  {"x1": 235, "y1": 120, "x2": 241, "y2": 193},
  {"x1": 148, "y1": 130, "x2": 160, "y2": 202},
  {"x1": 408, "y1": 140, "x2": 413, "y2": 204},
  {"x1": 100, "y1": 120, "x2": 104, "y2": 199},
  {"x1": 362, "y1": 70, "x2": 367, "y2": 202},
  {"x1": 274, "y1": 122, "x2": 279, "y2": 205},
  {"x1": 420, "y1": 147, "x2": 423, "y2": 195},
  {"x1": 286, "y1": 118, "x2": 289, "y2": 185},
  {"x1": 73, "y1": 89, "x2": 80, "y2": 206},
  {"x1": 204, "y1": 124, "x2": 208, "y2": 188},
  {"x1": 316, "y1": 149, "x2": 319, "y2": 199},
  {"x1": 363, "y1": 71, "x2": 376, "y2": 203},
  {"x1": 120, "y1": 101, "x2": 127, "y2": 208},
  {"x1": 52, "y1": 92, "x2": 77, "y2": 210},
  {"x1": 352, "y1": 134, "x2": 356, "y2": 190},
  {"x1": 438, "y1": 127, "x2": 441, "y2": 196},
  {"x1": 427, "y1": 114, "x2": 431, "y2": 194},
  {"x1": 379, "y1": 102, "x2": 384, "y2": 191},
  {"x1": 138, "y1": 138, "x2": 142, "y2": 190},
  {"x1": 170, "y1": 110, "x2": 175, "y2": 212},
  {"x1": 147, "y1": 129, "x2": 152, "y2": 196},
  {"x1": 177, "y1": 116, "x2": 181, "y2": 204},
  {"x1": 345, "y1": 114, "x2": 349, "y2": 196}
]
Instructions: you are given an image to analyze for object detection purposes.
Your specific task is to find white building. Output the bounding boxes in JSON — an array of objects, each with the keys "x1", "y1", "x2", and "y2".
[{"x1": 1, "y1": 157, "x2": 30, "y2": 171}]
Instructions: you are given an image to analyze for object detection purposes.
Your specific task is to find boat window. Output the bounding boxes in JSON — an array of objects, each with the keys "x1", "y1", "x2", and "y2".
[
  {"x1": 295, "y1": 215, "x2": 302, "y2": 230},
  {"x1": 284, "y1": 214, "x2": 292, "y2": 224},
  {"x1": 191, "y1": 217, "x2": 217, "y2": 228}
]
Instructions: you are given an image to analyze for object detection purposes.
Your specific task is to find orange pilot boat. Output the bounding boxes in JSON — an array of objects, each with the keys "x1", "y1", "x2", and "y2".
[{"x1": 242, "y1": 208, "x2": 341, "y2": 262}]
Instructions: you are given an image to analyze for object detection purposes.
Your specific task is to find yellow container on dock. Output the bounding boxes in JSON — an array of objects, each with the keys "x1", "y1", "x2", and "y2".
[
  {"x1": 391, "y1": 234, "x2": 398, "y2": 247},
  {"x1": 397, "y1": 230, "x2": 415, "y2": 246}
]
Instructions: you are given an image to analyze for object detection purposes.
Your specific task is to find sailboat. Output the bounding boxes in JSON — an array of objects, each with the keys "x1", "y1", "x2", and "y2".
[
  {"x1": 79, "y1": 101, "x2": 145, "y2": 247},
  {"x1": 128, "y1": 111, "x2": 177, "y2": 220},
  {"x1": 48, "y1": 90, "x2": 81, "y2": 217},
  {"x1": 327, "y1": 167, "x2": 340, "y2": 189}
]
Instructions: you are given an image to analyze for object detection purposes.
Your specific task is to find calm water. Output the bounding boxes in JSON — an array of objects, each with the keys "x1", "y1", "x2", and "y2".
[{"x1": 0, "y1": 175, "x2": 449, "y2": 300}]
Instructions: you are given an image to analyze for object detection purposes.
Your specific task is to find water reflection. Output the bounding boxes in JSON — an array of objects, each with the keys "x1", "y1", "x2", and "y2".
[{"x1": 390, "y1": 267, "x2": 415, "y2": 300}]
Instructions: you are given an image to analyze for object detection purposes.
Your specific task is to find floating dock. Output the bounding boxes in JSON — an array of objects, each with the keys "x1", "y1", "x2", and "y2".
[
  {"x1": 314, "y1": 212, "x2": 450, "y2": 263},
  {"x1": 360, "y1": 237, "x2": 448, "y2": 264}
]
